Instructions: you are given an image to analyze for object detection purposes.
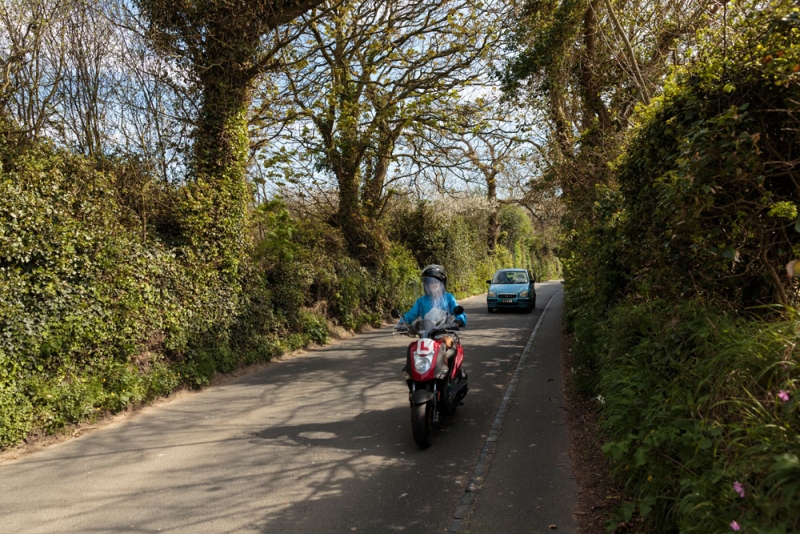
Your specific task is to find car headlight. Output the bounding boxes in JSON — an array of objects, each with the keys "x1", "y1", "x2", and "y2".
[
  {"x1": 488, "y1": 291, "x2": 496, "y2": 298},
  {"x1": 519, "y1": 290, "x2": 529, "y2": 298},
  {"x1": 414, "y1": 354, "x2": 432, "y2": 373}
]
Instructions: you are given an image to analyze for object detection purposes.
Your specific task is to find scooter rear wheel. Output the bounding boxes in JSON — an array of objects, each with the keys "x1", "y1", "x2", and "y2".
[{"x1": 411, "y1": 402, "x2": 433, "y2": 449}]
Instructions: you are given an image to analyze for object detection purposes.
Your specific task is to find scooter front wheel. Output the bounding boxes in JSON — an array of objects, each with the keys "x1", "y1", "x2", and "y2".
[
  {"x1": 443, "y1": 376, "x2": 458, "y2": 417},
  {"x1": 411, "y1": 402, "x2": 433, "y2": 449}
]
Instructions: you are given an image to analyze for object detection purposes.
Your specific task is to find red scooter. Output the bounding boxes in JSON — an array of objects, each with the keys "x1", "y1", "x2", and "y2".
[{"x1": 391, "y1": 306, "x2": 469, "y2": 449}]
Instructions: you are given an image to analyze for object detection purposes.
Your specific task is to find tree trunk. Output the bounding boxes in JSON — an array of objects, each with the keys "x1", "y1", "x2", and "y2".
[
  {"x1": 179, "y1": 67, "x2": 250, "y2": 279},
  {"x1": 336, "y1": 167, "x2": 387, "y2": 268},
  {"x1": 581, "y1": 0, "x2": 611, "y2": 131},
  {"x1": 362, "y1": 136, "x2": 394, "y2": 221},
  {"x1": 487, "y1": 173, "x2": 499, "y2": 253},
  {"x1": 549, "y1": 81, "x2": 573, "y2": 158}
]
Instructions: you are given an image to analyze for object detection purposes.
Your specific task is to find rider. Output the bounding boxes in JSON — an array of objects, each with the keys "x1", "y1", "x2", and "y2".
[
  {"x1": 402, "y1": 264, "x2": 467, "y2": 329},
  {"x1": 401, "y1": 264, "x2": 468, "y2": 381}
]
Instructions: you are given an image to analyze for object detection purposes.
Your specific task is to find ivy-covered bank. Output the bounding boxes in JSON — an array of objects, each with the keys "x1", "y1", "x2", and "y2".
[
  {"x1": 0, "y1": 131, "x2": 559, "y2": 449},
  {"x1": 563, "y1": 1, "x2": 800, "y2": 532}
]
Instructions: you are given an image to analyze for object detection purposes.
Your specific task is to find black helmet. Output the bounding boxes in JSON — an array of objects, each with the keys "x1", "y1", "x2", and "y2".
[{"x1": 421, "y1": 264, "x2": 447, "y2": 285}]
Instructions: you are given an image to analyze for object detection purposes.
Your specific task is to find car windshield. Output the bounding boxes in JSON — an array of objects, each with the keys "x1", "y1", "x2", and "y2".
[{"x1": 492, "y1": 271, "x2": 528, "y2": 284}]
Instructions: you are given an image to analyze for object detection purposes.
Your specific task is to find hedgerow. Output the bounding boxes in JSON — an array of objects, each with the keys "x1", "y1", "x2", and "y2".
[
  {"x1": 386, "y1": 197, "x2": 561, "y2": 298},
  {"x1": 0, "y1": 140, "x2": 200, "y2": 445},
  {"x1": 563, "y1": 0, "x2": 800, "y2": 531},
  {"x1": 591, "y1": 302, "x2": 799, "y2": 532},
  {"x1": 0, "y1": 128, "x2": 554, "y2": 449}
]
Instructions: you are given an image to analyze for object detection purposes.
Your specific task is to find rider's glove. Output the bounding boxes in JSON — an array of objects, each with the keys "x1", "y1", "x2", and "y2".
[{"x1": 455, "y1": 319, "x2": 465, "y2": 328}]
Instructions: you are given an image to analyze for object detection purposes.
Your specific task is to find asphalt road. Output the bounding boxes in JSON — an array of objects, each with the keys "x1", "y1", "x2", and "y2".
[{"x1": 0, "y1": 281, "x2": 573, "y2": 534}]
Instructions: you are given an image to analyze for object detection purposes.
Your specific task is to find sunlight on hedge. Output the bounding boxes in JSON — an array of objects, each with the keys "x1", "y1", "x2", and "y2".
[{"x1": 0, "y1": 136, "x2": 557, "y2": 449}]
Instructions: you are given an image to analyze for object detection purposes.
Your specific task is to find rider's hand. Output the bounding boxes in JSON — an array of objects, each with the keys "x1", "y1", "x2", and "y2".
[{"x1": 455, "y1": 319, "x2": 465, "y2": 328}]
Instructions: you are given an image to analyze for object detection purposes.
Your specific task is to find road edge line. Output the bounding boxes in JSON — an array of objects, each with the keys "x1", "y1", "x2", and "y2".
[{"x1": 448, "y1": 288, "x2": 564, "y2": 533}]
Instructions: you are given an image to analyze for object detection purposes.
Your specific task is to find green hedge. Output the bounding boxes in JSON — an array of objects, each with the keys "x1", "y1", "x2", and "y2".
[
  {"x1": 0, "y1": 133, "x2": 558, "y2": 449},
  {"x1": 387, "y1": 198, "x2": 560, "y2": 298},
  {"x1": 0, "y1": 142, "x2": 198, "y2": 446},
  {"x1": 585, "y1": 301, "x2": 799, "y2": 533},
  {"x1": 562, "y1": 1, "x2": 800, "y2": 531}
]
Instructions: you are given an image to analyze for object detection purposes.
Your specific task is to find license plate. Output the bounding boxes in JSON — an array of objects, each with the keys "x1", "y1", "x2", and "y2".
[{"x1": 501, "y1": 299, "x2": 513, "y2": 303}]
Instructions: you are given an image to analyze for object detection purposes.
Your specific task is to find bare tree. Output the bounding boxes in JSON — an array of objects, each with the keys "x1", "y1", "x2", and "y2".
[
  {"x1": 57, "y1": 1, "x2": 114, "y2": 157},
  {"x1": 0, "y1": 0, "x2": 70, "y2": 138},
  {"x1": 406, "y1": 97, "x2": 549, "y2": 253}
]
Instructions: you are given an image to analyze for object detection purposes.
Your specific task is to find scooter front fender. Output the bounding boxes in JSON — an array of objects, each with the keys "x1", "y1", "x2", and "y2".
[{"x1": 410, "y1": 389, "x2": 435, "y2": 405}]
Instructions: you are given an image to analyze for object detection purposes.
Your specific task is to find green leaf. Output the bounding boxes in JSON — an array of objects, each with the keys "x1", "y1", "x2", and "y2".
[
  {"x1": 772, "y1": 454, "x2": 799, "y2": 471},
  {"x1": 768, "y1": 201, "x2": 797, "y2": 220},
  {"x1": 621, "y1": 502, "x2": 636, "y2": 522},
  {"x1": 634, "y1": 446, "x2": 649, "y2": 466},
  {"x1": 639, "y1": 496, "x2": 655, "y2": 518}
]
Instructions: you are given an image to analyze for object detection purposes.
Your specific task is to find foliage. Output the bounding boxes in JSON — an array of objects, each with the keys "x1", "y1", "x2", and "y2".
[
  {"x1": 0, "y1": 139, "x2": 200, "y2": 446},
  {"x1": 501, "y1": 0, "x2": 719, "y2": 231},
  {"x1": 497, "y1": 203, "x2": 561, "y2": 279},
  {"x1": 498, "y1": 204, "x2": 535, "y2": 254},
  {"x1": 564, "y1": 0, "x2": 800, "y2": 321},
  {"x1": 249, "y1": 199, "x2": 418, "y2": 332},
  {"x1": 387, "y1": 197, "x2": 559, "y2": 297},
  {"x1": 176, "y1": 110, "x2": 250, "y2": 280},
  {"x1": 136, "y1": 0, "x2": 325, "y2": 280},
  {"x1": 252, "y1": 0, "x2": 501, "y2": 266},
  {"x1": 631, "y1": 7, "x2": 797, "y2": 309},
  {"x1": 562, "y1": 0, "x2": 800, "y2": 315},
  {"x1": 589, "y1": 301, "x2": 800, "y2": 533},
  {"x1": 561, "y1": 0, "x2": 800, "y2": 531},
  {"x1": 0, "y1": 140, "x2": 371, "y2": 446}
]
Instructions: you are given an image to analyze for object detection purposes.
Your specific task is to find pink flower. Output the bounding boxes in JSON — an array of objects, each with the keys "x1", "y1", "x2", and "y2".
[
  {"x1": 778, "y1": 390, "x2": 790, "y2": 402},
  {"x1": 733, "y1": 481, "x2": 745, "y2": 498},
  {"x1": 731, "y1": 520, "x2": 741, "y2": 531}
]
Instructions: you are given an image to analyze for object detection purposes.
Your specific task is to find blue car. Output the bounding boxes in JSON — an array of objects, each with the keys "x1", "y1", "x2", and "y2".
[{"x1": 486, "y1": 269, "x2": 536, "y2": 313}]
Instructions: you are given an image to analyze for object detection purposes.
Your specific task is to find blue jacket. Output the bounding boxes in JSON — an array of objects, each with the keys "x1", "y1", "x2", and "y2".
[{"x1": 403, "y1": 293, "x2": 467, "y2": 327}]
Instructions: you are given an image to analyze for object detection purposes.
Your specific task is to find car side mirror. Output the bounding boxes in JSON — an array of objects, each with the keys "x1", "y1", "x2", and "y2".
[
  {"x1": 390, "y1": 309, "x2": 401, "y2": 319},
  {"x1": 453, "y1": 305, "x2": 464, "y2": 316},
  {"x1": 486, "y1": 280, "x2": 491, "y2": 284}
]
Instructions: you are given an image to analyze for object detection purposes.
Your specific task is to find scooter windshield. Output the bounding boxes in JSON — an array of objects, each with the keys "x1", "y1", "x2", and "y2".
[{"x1": 415, "y1": 318, "x2": 437, "y2": 336}]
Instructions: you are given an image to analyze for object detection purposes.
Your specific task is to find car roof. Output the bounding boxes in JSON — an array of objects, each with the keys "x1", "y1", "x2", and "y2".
[{"x1": 494, "y1": 268, "x2": 527, "y2": 273}]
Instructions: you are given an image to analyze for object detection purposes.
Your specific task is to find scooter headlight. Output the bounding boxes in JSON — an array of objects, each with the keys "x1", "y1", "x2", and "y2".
[{"x1": 414, "y1": 354, "x2": 432, "y2": 373}]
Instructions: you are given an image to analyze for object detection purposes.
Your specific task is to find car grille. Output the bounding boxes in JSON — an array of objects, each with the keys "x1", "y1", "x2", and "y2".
[{"x1": 498, "y1": 293, "x2": 517, "y2": 299}]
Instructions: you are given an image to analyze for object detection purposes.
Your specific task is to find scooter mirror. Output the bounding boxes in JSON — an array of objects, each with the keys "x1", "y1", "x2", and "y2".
[
  {"x1": 390, "y1": 309, "x2": 401, "y2": 319},
  {"x1": 453, "y1": 305, "x2": 464, "y2": 316}
]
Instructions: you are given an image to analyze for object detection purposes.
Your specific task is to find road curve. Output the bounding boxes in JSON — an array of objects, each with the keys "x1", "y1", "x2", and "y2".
[{"x1": 0, "y1": 281, "x2": 570, "y2": 534}]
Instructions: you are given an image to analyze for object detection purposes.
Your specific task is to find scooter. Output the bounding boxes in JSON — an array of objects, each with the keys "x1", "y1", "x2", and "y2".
[{"x1": 391, "y1": 306, "x2": 469, "y2": 449}]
